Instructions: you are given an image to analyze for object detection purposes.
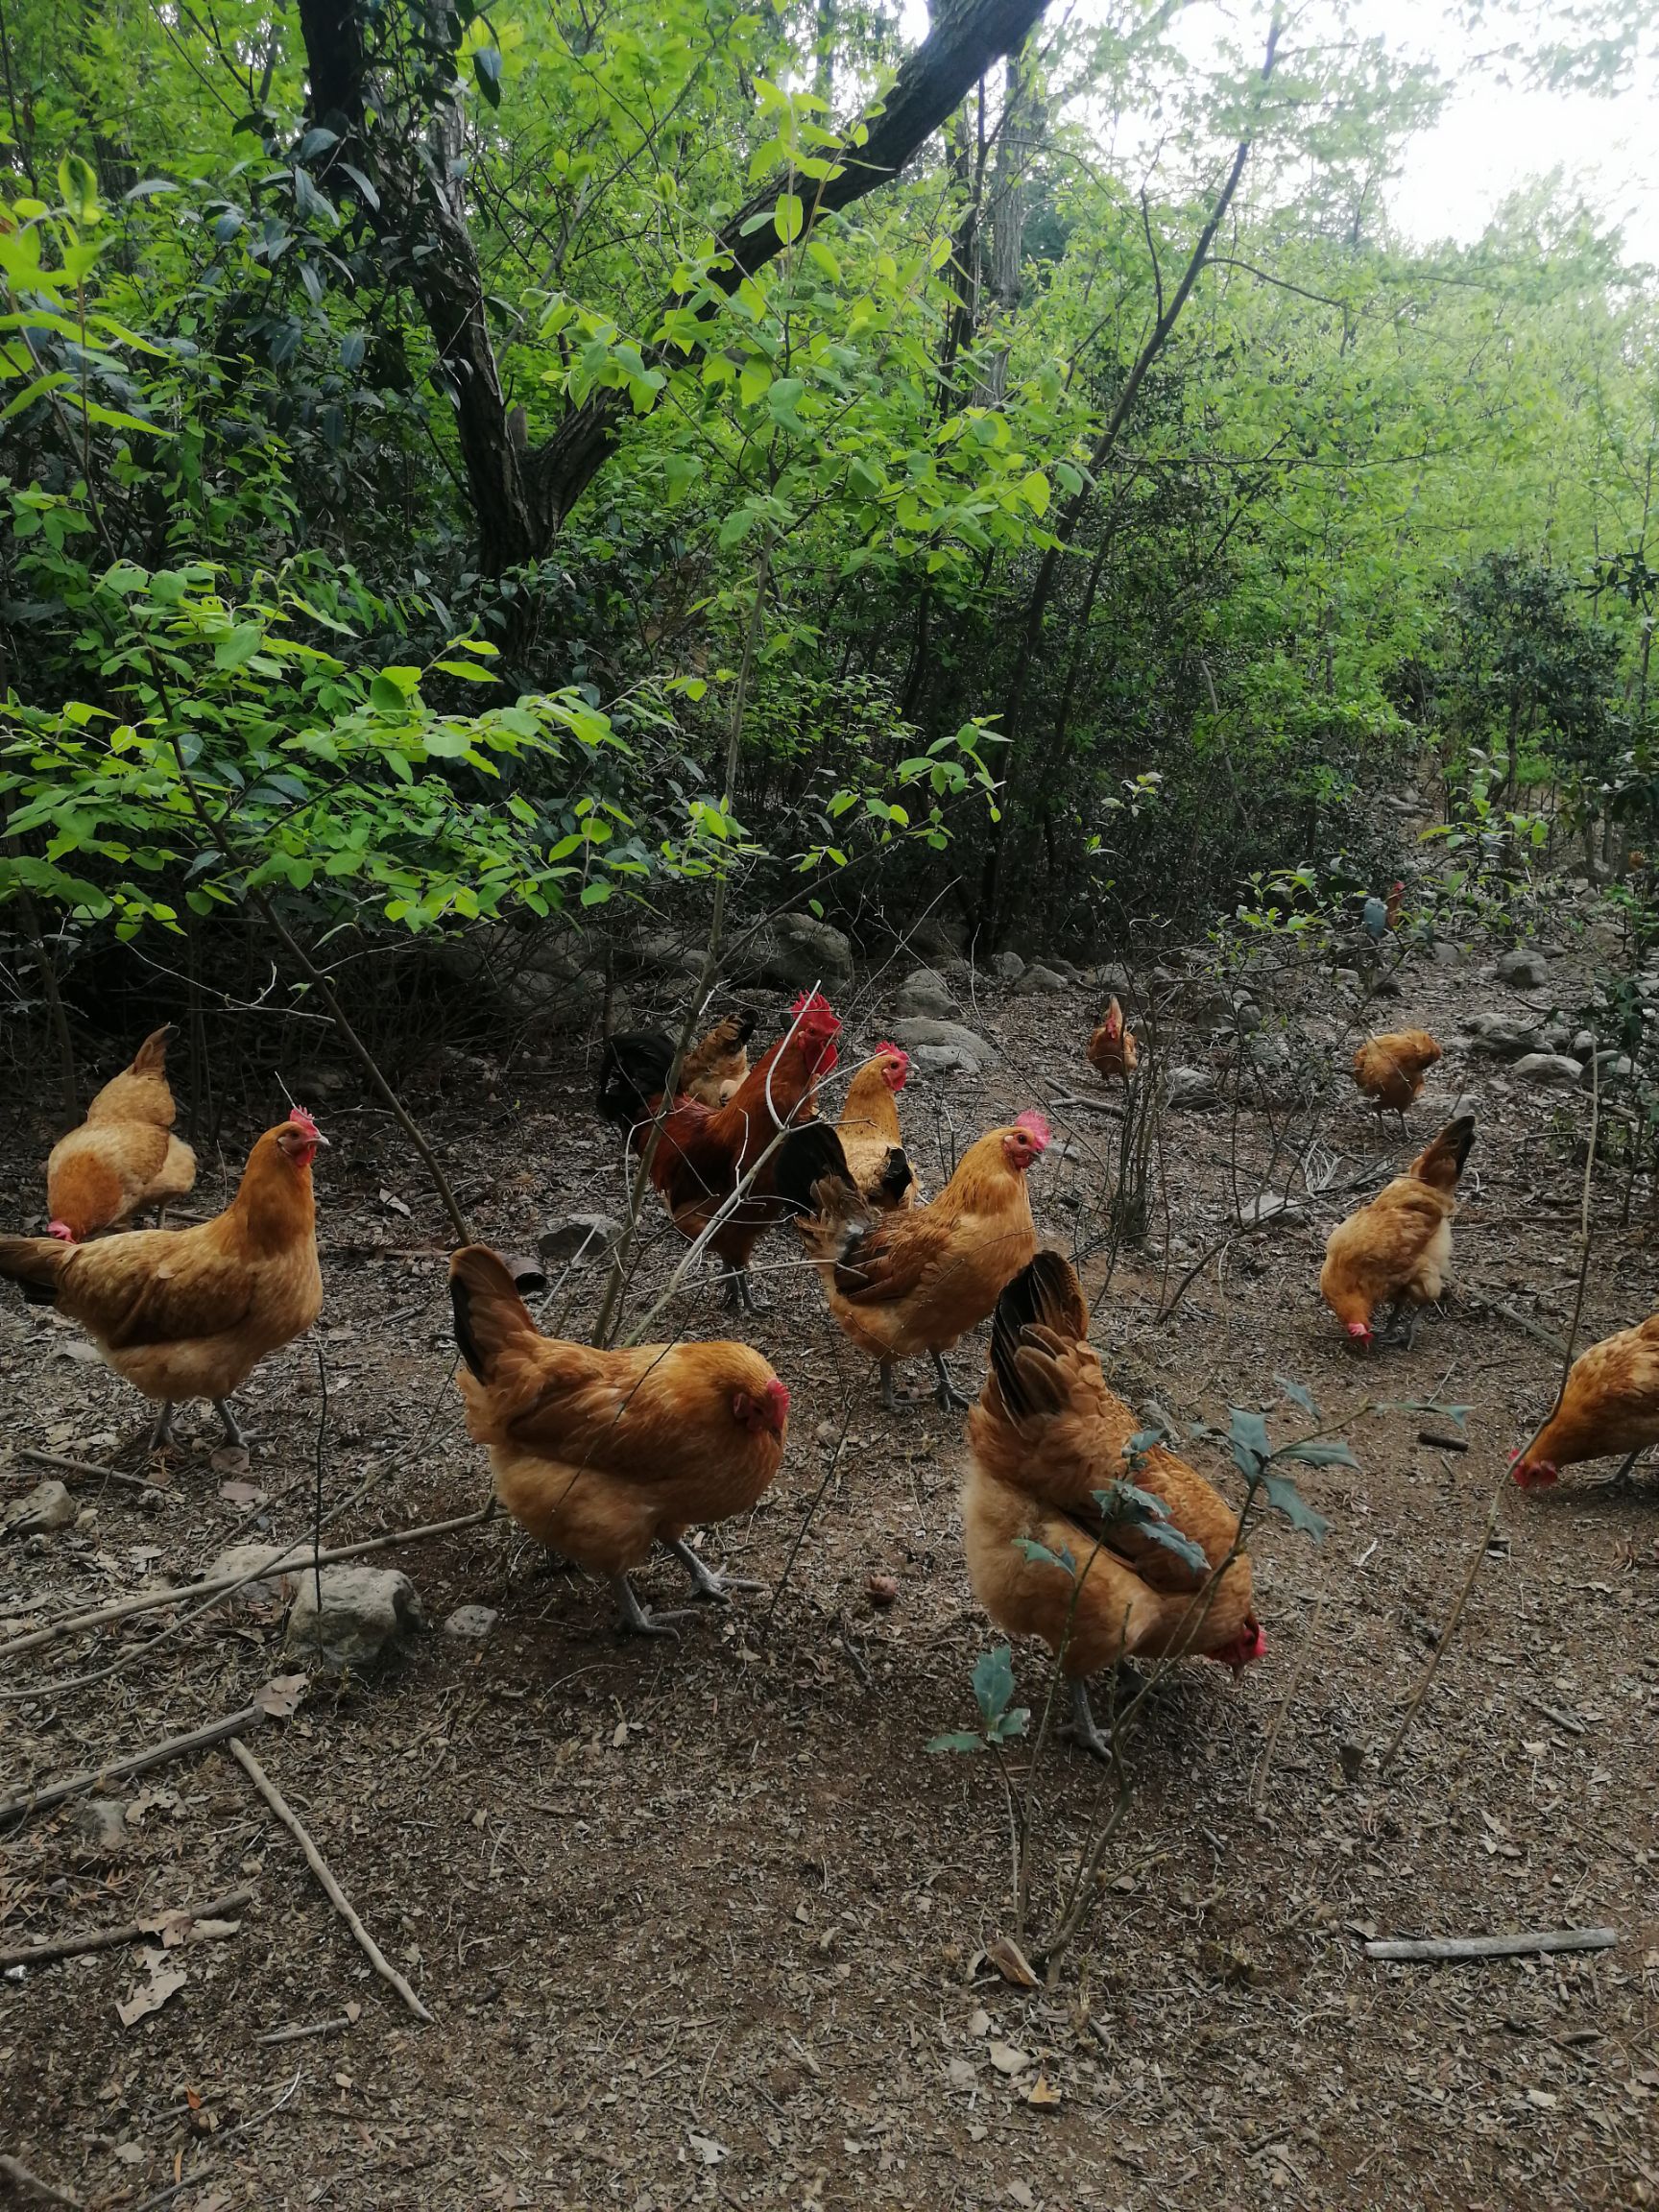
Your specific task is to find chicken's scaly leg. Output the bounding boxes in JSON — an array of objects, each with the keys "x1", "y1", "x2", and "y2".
[
  {"x1": 931, "y1": 1350, "x2": 972, "y2": 1414},
  {"x1": 1059, "y1": 1677, "x2": 1114, "y2": 1763},
  {"x1": 879, "y1": 1358, "x2": 900, "y2": 1413},
  {"x1": 146, "y1": 1401, "x2": 178, "y2": 1453},
  {"x1": 214, "y1": 1398, "x2": 247, "y2": 1447},
  {"x1": 664, "y1": 1536, "x2": 764, "y2": 1602},
  {"x1": 610, "y1": 1575, "x2": 691, "y2": 1640},
  {"x1": 720, "y1": 1264, "x2": 772, "y2": 1314}
]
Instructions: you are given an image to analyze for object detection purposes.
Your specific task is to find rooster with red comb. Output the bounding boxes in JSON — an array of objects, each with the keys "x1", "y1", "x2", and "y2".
[
  {"x1": 598, "y1": 993, "x2": 842, "y2": 1311},
  {"x1": 776, "y1": 1108, "x2": 1050, "y2": 1411}
]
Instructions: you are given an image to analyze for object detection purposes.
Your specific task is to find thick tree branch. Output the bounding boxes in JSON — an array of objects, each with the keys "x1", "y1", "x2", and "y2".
[{"x1": 296, "y1": 0, "x2": 1050, "y2": 571}]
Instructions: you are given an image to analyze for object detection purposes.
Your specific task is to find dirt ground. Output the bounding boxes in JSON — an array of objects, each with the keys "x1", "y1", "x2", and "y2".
[{"x1": 2, "y1": 897, "x2": 1657, "y2": 2212}]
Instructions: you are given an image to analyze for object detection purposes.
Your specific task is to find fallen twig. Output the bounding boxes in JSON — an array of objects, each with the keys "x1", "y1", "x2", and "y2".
[
  {"x1": 228, "y1": 1736, "x2": 432, "y2": 2023},
  {"x1": 0, "y1": 1706, "x2": 264, "y2": 1828},
  {"x1": 0, "y1": 1503, "x2": 494, "y2": 1661},
  {"x1": 255, "y1": 2012, "x2": 354, "y2": 2046},
  {"x1": 0, "y1": 2154, "x2": 82, "y2": 2206},
  {"x1": 1416, "y1": 1429, "x2": 1469, "y2": 1453},
  {"x1": 11, "y1": 1447, "x2": 167, "y2": 1494},
  {"x1": 0, "y1": 1886, "x2": 252, "y2": 1970},
  {"x1": 115, "y1": 2067, "x2": 302, "y2": 2212},
  {"x1": 1524, "y1": 1695, "x2": 1586, "y2": 1737},
  {"x1": 1461, "y1": 1290, "x2": 1570, "y2": 1358},
  {"x1": 1363, "y1": 1927, "x2": 1615, "y2": 1964}
]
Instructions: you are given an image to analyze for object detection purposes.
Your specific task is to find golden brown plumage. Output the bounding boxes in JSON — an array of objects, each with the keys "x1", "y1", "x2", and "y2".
[
  {"x1": 1512, "y1": 1313, "x2": 1659, "y2": 1490},
  {"x1": 1087, "y1": 997, "x2": 1140, "y2": 1083},
  {"x1": 680, "y1": 1008, "x2": 757, "y2": 1108},
  {"x1": 1319, "y1": 1115, "x2": 1475, "y2": 1350},
  {"x1": 835, "y1": 1044, "x2": 915, "y2": 1210},
  {"x1": 964, "y1": 1250, "x2": 1262, "y2": 1705},
  {"x1": 782, "y1": 1112, "x2": 1048, "y2": 1410},
  {"x1": 1351, "y1": 1028, "x2": 1440, "y2": 1116},
  {"x1": 449, "y1": 1244, "x2": 788, "y2": 1632},
  {"x1": 46, "y1": 1024, "x2": 197, "y2": 1239},
  {"x1": 0, "y1": 1113, "x2": 325, "y2": 1445}
]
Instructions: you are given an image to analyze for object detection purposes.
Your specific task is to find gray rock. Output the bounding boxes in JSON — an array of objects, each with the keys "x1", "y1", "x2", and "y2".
[
  {"x1": 1371, "y1": 974, "x2": 1404, "y2": 1000},
  {"x1": 1238, "y1": 1191, "x2": 1304, "y2": 1227},
  {"x1": 1091, "y1": 963, "x2": 1134, "y2": 1001},
  {"x1": 1018, "y1": 964, "x2": 1069, "y2": 997},
  {"x1": 992, "y1": 950, "x2": 1025, "y2": 984},
  {"x1": 1465, "y1": 1016, "x2": 1545, "y2": 1060},
  {"x1": 444, "y1": 1603, "x2": 499, "y2": 1642},
  {"x1": 286, "y1": 1566, "x2": 424, "y2": 1671},
  {"x1": 1334, "y1": 968, "x2": 1361, "y2": 992},
  {"x1": 1166, "y1": 1067, "x2": 1219, "y2": 1110},
  {"x1": 2, "y1": 1480, "x2": 75, "y2": 1536},
  {"x1": 538, "y1": 1213, "x2": 623, "y2": 1267},
  {"x1": 886, "y1": 1019, "x2": 997, "y2": 1073},
  {"x1": 1540, "y1": 1022, "x2": 1573, "y2": 1052},
  {"x1": 204, "y1": 1544, "x2": 300, "y2": 1612},
  {"x1": 432, "y1": 923, "x2": 606, "y2": 1029},
  {"x1": 1573, "y1": 1029, "x2": 1598, "y2": 1059},
  {"x1": 1431, "y1": 939, "x2": 1462, "y2": 967},
  {"x1": 1588, "y1": 1052, "x2": 1635, "y2": 1084},
  {"x1": 893, "y1": 966, "x2": 959, "y2": 1021},
  {"x1": 1511, "y1": 1052, "x2": 1584, "y2": 1088},
  {"x1": 733, "y1": 913, "x2": 854, "y2": 993},
  {"x1": 71, "y1": 1798, "x2": 129, "y2": 1855},
  {"x1": 1245, "y1": 1033, "x2": 1289, "y2": 1071},
  {"x1": 1497, "y1": 950, "x2": 1549, "y2": 988},
  {"x1": 909, "y1": 918, "x2": 966, "y2": 962}
]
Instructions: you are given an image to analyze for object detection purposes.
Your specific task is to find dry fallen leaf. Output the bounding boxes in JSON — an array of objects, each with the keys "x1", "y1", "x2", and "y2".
[
  {"x1": 209, "y1": 1445, "x2": 251, "y2": 1479},
  {"x1": 988, "y1": 2041, "x2": 1030, "y2": 2076},
  {"x1": 116, "y1": 1948, "x2": 186, "y2": 2027},
  {"x1": 611, "y1": 1719, "x2": 630, "y2": 1748},
  {"x1": 1023, "y1": 2072, "x2": 1063, "y2": 2108},
  {"x1": 254, "y1": 1673, "x2": 308, "y2": 1719},
  {"x1": 686, "y1": 2131, "x2": 727, "y2": 2166},
  {"x1": 985, "y1": 1934, "x2": 1038, "y2": 1988},
  {"x1": 948, "y1": 2056, "x2": 976, "y2": 2089},
  {"x1": 379, "y1": 1189, "x2": 412, "y2": 1217},
  {"x1": 217, "y1": 1479, "x2": 266, "y2": 1506}
]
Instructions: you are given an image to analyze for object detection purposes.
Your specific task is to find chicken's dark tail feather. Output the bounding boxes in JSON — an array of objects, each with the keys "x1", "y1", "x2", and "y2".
[
  {"x1": 876, "y1": 1146, "x2": 914, "y2": 1206},
  {"x1": 596, "y1": 1028, "x2": 676, "y2": 1131},
  {"x1": 771, "y1": 1119, "x2": 858, "y2": 1217},
  {"x1": 990, "y1": 1250, "x2": 1091, "y2": 1420},
  {"x1": 448, "y1": 1243, "x2": 538, "y2": 1384}
]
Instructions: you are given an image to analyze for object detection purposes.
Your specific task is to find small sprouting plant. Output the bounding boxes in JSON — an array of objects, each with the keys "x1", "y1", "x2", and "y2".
[{"x1": 928, "y1": 1646, "x2": 1029, "y2": 1757}]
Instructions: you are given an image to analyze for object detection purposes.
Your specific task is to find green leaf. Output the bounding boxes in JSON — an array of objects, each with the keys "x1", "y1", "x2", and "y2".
[
  {"x1": 434, "y1": 660, "x2": 497, "y2": 683},
  {"x1": 1011, "y1": 1535, "x2": 1076, "y2": 1572},
  {"x1": 473, "y1": 46, "x2": 503, "y2": 107},
  {"x1": 1261, "y1": 1472, "x2": 1329, "y2": 1542},
  {"x1": 972, "y1": 1645, "x2": 1015, "y2": 1726},
  {"x1": 926, "y1": 1731, "x2": 987, "y2": 1755},
  {"x1": 58, "y1": 154, "x2": 100, "y2": 227},
  {"x1": 1274, "y1": 1438, "x2": 1359, "y2": 1471},
  {"x1": 579, "y1": 880, "x2": 612, "y2": 906},
  {"x1": 1228, "y1": 1407, "x2": 1272, "y2": 1482},
  {"x1": 774, "y1": 191, "x2": 805, "y2": 244},
  {"x1": 1275, "y1": 1376, "x2": 1318, "y2": 1417}
]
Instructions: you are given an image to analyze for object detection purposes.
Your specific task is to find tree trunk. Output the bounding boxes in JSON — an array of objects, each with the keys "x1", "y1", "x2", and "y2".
[
  {"x1": 295, "y1": 0, "x2": 1052, "y2": 574},
  {"x1": 973, "y1": 46, "x2": 1039, "y2": 408}
]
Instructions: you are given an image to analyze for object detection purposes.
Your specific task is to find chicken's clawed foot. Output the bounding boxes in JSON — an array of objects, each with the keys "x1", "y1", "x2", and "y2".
[
  {"x1": 930, "y1": 1351, "x2": 972, "y2": 1414},
  {"x1": 1059, "y1": 1677, "x2": 1115, "y2": 1764},
  {"x1": 214, "y1": 1398, "x2": 248, "y2": 1447},
  {"x1": 610, "y1": 1575, "x2": 692, "y2": 1641},
  {"x1": 146, "y1": 1401, "x2": 179, "y2": 1454},
  {"x1": 1379, "y1": 1300, "x2": 1417, "y2": 1351},
  {"x1": 664, "y1": 1536, "x2": 764, "y2": 1603}
]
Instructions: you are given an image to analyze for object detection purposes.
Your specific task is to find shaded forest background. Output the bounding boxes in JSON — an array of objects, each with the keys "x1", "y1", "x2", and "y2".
[{"x1": 3, "y1": 0, "x2": 1658, "y2": 1060}]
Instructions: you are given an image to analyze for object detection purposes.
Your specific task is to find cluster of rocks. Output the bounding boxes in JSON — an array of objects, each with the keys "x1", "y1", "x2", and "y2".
[{"x1": 201, "y1": 1542, "x2": 493, "y2": 1674}]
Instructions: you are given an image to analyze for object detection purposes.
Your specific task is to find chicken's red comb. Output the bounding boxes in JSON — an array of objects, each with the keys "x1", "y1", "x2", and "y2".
[
  {"x1": 790, "y1": 990, "x2": 839, "y2": 1025},
  {"x1": 1014, "y1": 1110, "x2": 1052, "y2": 1148},
  {"x1": 876, "y1": 1040, "x2": 907, "y2": 1064},
  {"x1": 288, "y1": 1105, "x2": 320, "y2": 1137}
]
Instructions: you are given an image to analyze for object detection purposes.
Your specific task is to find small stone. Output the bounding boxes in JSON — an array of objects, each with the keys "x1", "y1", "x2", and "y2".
[
  {"x1": 988, "y1": 2041, "x2": 1030, "y2": 2076},
  {"x1": 1589, "y1": 1053, "x2": 1635, "y2": 1084},
  {"x1": 1238, "y1": 1191, "x2": 1303, "y2": 1227},
  {"x1": 443, "y1": 1603, "x2": 499, "y2": 1641},
  {"x1": 286, "y1": 1566, "x2": 424, "y2": 1671},
  {"x1": 1511, "y1": 1053, "x2": 1584, "y2": 1088},
  {"x1": 1334, "y1": 968, "x2": 1360, "y2": 991},
  {"x1": 1017, "y1": 963, "x2": 1069, "y2": 996},
  {"x1": 538, "y1": 1214, "x2": 623, "y2": 1267},
  {"x1": 886, "y1": 1019, "x2": 997, "y2": 1073},
  {"x1": 1498, "y1": 950, "x2": 1549, "y2": 988},
  {"x1": 1573, "y1": 1029, "x2": 1597, "y2": 1059},
  {"x1": 992, "y1": 951, "x2": 1025, "y2": 984},
  {"x1": 1465, "y1": 1016, "x2": 1545, "y2": 1060},
  {"x1": 71, "y1": 1798, "x2": 129, "y2": 1855},
  {"x1": 1371, "y1": 974, "x2": 1404, "y2": 999},
  {"x1": 1166, "y1": 1067, "x2": 1219, "y2": 1110},
  {"x1": 1, "y1": 1479, "x2": 75, "y2": 1536}
]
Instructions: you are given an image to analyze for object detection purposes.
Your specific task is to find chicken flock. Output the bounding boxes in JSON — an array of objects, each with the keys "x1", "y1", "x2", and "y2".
[{"x1": 2, "y1": 973, "x2": 1648, "y2": 1761}]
